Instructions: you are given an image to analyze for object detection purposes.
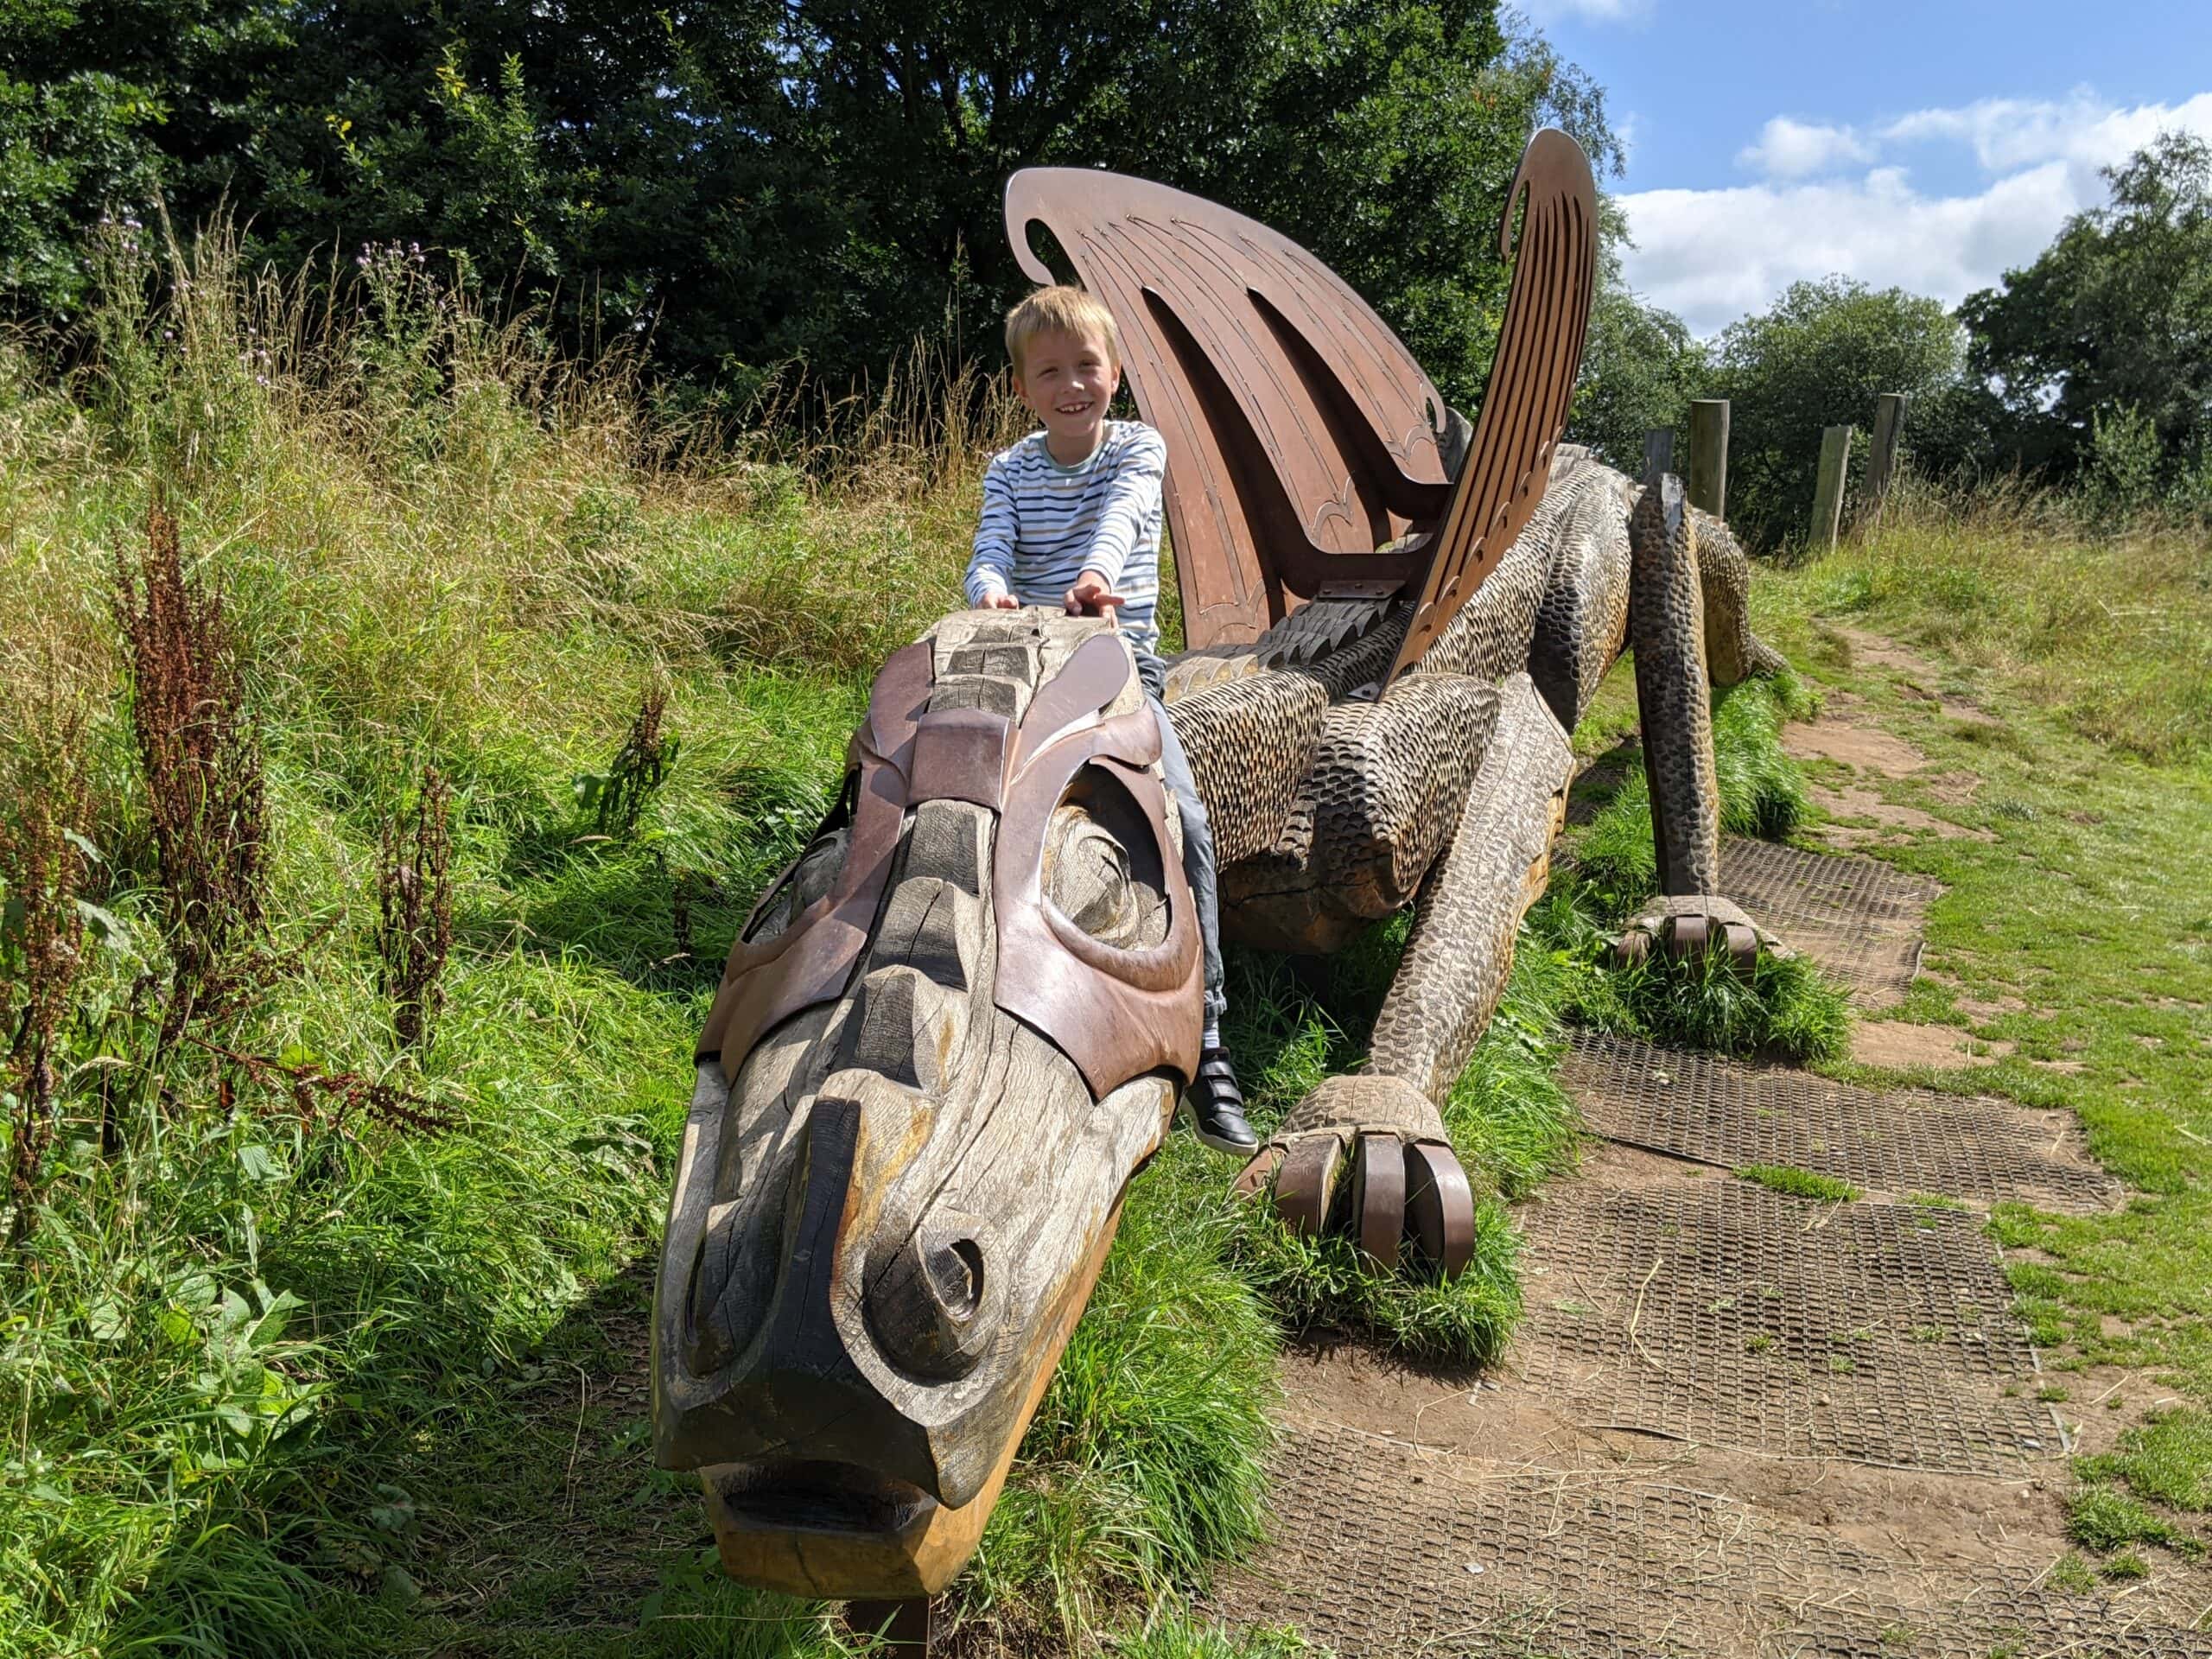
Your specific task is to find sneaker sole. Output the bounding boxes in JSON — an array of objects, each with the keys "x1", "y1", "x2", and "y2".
[{"x1": 1182, "y1": 1098, "x2": 1257, "y2": 1157}]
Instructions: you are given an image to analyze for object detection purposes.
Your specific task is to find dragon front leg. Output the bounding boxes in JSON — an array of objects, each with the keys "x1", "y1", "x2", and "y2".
[
  {"x1": 1617, "y1": 474, "x2": 1785, "y2": 966},
  {"x1": 1233, "y1": 673, "x2": 1575, "y2": 1280}
]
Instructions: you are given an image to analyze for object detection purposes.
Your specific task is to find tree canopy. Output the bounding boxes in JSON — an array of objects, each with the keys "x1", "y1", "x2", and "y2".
[
  {"x1": 1705, "y1": 277, "x2": 1966, "y2": 545},
  {"x1": 1958, "y1": 130, "x2": 2212, "y2": 480},
  {"x1": 2, "y1": 0, "x2": 1618, "y2": 403}
]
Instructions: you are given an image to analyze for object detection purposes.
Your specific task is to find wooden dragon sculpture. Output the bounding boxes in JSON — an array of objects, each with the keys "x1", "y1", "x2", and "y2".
[{"x1": 648, "y1": 130, "x2": 1788, "y2": 1637}]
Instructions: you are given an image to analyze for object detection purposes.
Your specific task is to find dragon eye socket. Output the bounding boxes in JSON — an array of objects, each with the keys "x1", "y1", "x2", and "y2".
[{"x1": 1041, "y1": 765, "x2": 1170, "y2": 950}]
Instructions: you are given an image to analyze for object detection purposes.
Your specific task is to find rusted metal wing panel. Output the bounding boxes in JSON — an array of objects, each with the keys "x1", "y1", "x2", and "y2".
[
  {"x1": 1388, "y1": 130, "x2": 1598, "y2": 687},
  {"x1": 1004, "y1": 168, "x2": 1453, "y2": 648}
]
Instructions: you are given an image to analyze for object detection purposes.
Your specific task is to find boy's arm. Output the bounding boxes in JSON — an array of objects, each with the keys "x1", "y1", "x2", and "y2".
[
  {"x1": 1073, "y1": 427, "x2": 1167, "y2": 596},
  {"x1": 965, "y1": 457, "x2": 1021, "y2": 608}
]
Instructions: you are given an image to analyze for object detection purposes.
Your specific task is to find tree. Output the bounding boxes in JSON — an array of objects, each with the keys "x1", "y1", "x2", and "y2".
[
  {"x1": 0, "y1": 0, "x2": 1621, "y2": 402},
  {"x1": 1707, "y1": 277, "x2": 1964, "y2": 548},
  {"x1": 1958, "y1": 130, "x2": 2212, "y2": 482},
  {"x1": 0, "y1": 0, "x2": 285, "y2": 314},
  {"x1": 1567, "y1": 283, "x2": 1707, "y2": 474}
]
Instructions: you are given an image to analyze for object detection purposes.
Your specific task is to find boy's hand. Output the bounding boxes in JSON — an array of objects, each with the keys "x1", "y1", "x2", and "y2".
[
  {"x1": 977, "y1": 589, "x2": 1020, "y2": 610},
  {"x1": 1065, "y1": 570, "x2": 1125, "y2": 618}
]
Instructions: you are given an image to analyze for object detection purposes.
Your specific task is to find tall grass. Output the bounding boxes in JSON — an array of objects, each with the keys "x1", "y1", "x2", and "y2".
[
  {"x1": 4, "y1": 221, "x2": 1305, "y2": 1659},
  {"x1": 1808, "y1": 474, "x2": 2212, "y2": 764}
]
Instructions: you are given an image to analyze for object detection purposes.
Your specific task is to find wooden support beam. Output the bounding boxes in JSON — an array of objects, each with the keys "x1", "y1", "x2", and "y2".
[
  {"x1": 1862, "y1": 392, "x2": 1907, "y2": 524},
  {"x1": 1810, "y1": 424, "x2": 1854, "y2": 553},
  {"x1": 847, "y1": 1596, "x2": 938, "y2": 1656},
  {"x1": 1688, "y1": 399, "x2": 1729, "y2": 518},
  {"x1": 1643, "y1": 427, "x2": 1675, "y2": 481}
]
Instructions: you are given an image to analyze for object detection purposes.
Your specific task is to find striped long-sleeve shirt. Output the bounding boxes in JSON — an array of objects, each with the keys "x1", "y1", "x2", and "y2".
[{"x1": 963, "y1": 421, "x2": 1166, "y2": 658}]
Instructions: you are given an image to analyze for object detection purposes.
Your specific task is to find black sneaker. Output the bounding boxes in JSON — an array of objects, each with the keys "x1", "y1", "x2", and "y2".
[{"x1": 1185, "y1": 1047, "x2": 1257, "y2": 1154}]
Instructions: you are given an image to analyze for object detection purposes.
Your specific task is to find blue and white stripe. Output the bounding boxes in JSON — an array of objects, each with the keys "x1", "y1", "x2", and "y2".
[{"x1": 964, "y1": 421, "x2": 1166, "y2": 658}]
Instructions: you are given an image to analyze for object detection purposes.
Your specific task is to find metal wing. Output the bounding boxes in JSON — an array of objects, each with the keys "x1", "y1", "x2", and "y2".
[
  {"x1": 1001, "y1": 130, "x2": 1597, "y2": 677},
  {"x1": 1385, "y1": 131, "x2": 1598, "y2": 687},
  {"x1": 1003, "y1": 168, "x2": 1454, "y2": 648}
]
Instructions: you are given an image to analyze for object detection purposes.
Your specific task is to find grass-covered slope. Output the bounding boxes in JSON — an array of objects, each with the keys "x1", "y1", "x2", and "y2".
[{"x1": 0, "y1": 233, "x2": 1572, "y2": 1657}]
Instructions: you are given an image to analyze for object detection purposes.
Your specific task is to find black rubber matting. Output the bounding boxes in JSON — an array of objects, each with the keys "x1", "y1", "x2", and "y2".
[
  {"x1": 1215, "y1": 1422, "x2": 2212, "y2": 1657},
  {"x1": 1563, "y1": 1032, "x2": 2123, "y2": 1214},
  {"x1": 1510, "y1": 1180, "x2": 2056, "y2": 1475},
  {"x1": 1720, "y1": 836, "x2": 1940, "y2": 1007}
]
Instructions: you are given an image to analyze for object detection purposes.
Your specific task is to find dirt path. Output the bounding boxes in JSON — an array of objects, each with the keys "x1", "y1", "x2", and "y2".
[{"x1": 1217, "y1": 636, "x2": 2212, "y2": 1656}]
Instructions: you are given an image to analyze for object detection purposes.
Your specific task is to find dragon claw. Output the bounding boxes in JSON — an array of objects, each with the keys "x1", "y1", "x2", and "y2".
[
  {"x1": 1616, "y1": 894, "x2": 1785, "y2": 972},
  {"x1": 1236, "y1": 1123, "x2": 1478, "y2": 1281}
]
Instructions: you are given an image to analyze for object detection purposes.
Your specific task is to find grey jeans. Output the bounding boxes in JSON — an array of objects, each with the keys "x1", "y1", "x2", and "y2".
[{"x1": 1137, "y1": 652, "x2": 1227, "y2": 1032}]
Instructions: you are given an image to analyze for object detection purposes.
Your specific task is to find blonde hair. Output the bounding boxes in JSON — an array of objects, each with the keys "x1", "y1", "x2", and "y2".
[{"x1": 1004, "y1": 285, "x2": 1121, "y2": 378}]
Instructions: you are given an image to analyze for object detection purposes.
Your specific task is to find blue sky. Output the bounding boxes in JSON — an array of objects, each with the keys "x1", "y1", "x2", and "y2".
[{"x1": 1522, "y1": 0, "x2": 2212, "y2": 334}]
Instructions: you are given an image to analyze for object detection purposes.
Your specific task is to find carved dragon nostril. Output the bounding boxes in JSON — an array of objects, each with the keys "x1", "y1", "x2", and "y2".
[
  {"x1": 931, "y1": 1237, "x2": 984, "y2": 1321},
  {"x1": 866, "y1": 1221, "x2": 996, "y2": 1382}
]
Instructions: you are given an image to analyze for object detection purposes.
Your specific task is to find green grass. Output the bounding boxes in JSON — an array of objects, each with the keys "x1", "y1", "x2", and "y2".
[
  {"x1": 1529, "y1": 666, "x2": 1854, "y2": 1066},
  {"x1": 1733, "y1": 1164, "x2": 1862, "y2": 1204},
  {"x1": 2064, "y1": 1485, "x2": 2202, "y2": 1557},
  {"x1": 1109, "y1": 1614, "x2": 1324, "y2": 1656},
  {"x1": 2076, "y1": 1409, "x2": 2212, "y2": 1512},
  {"x1": 1217, "y1": 916, "x2": 1581, "y2": 1363},
  {"x1": 1738, "y1": 486, "x2": 2212, "y2": 1586}
]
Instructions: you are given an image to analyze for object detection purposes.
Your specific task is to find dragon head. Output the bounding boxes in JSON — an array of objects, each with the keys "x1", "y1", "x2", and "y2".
[{"x1": 652, "y1": 610, "x2": 1202, "y2": 1599}]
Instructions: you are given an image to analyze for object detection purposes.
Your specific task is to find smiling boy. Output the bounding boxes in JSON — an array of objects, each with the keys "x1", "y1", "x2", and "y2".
[{"x1": 965, "y1": 284, "x2": 1254, "y2": 1155}]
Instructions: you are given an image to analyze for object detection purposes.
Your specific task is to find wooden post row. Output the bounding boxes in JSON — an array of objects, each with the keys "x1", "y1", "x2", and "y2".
[
  {"x1": 1643, "y1": 427, "x2": 1675, "y2": 481},
  {"x1": 1810, "y1": 424, "x2": 1854, "y2": 553},
  {"x1": 1688, "y1": 400, "x2": 1729, "y2": 519},
  {"x1": 1862, "y1": 392, "x2": 1907, "y2": 523}
]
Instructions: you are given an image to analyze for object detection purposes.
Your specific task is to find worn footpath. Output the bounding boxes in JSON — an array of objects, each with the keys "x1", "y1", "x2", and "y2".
[{"x1": 1216, "y1": 633, "x2": 2212, "y2": 1657}]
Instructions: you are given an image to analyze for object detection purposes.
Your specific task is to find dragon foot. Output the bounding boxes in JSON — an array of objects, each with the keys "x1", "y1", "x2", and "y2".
[
  {"x1": 1615, "y1": 894, "x2": 1790, "y2": 970},
  {"x1": 1231, "y1": 1075, "x2": 1478, "y2": 1279}
]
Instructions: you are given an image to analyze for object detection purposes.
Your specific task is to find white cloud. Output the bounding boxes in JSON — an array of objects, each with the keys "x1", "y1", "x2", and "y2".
[
  {"x1": 1516, "y1": 0, "x2": 1649, "y2": 22},
  {"x1": 1736, "y1": 117, "x2": 1874, "y2": 179},
  {"x1": 1621, "y1": 91, "x2": 2212, "y2": 336}
]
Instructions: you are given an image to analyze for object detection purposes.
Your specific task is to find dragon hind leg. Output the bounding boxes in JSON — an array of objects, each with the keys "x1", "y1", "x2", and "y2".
[{"x1": 1234, "y1": 673, "x2": 1574, "y2": 1280}]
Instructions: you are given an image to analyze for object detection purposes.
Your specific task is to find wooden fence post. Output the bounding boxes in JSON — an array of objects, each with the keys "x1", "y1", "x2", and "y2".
[
  {"x1": 1862, "y1": 392, "x2": 1907, "y2": 523},
  {"x1": 1688, "y1": 399, "x2": 1729, "y2": 518},
  {"x1": 1643, "y1": 427, "x2": 1675, "y2": 482},
  {"x1": 1810, "y1": 424, "x2": 1854, "y2": 552}
]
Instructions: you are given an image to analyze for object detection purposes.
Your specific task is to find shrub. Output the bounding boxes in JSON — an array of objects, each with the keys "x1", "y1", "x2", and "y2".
[
  {"x1": 373, "y1": 767, "x2": 454, "y2": 1054},
  {"x1": 112, "y1": 505, "x2": 270, "y2": 1050}
]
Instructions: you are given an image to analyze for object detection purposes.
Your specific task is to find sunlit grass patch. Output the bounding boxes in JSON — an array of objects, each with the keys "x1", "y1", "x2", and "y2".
[
  {"x1": 1533, "y1": 664, "x2": 1853, "y2": 1067},
  {"x1": 2076, "y1": 1410, "x2": 2212, "y2": 1514},
  {"x1": 2065, "y1": 1484, "x2": 2202, "y2": 1558},
  {"x1": 1800, "y1": 480, "x2": 2212, "y2": 765},
  {"x1": 1733, "y1": 1164, "x2": 1862, "y2": 1204}
]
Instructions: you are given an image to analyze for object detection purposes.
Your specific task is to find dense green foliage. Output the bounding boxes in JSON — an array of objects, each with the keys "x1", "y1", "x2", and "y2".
[
  {"x1": 1703, "y1": 278, "x2": 1967, "y2": 547},
  {"x1": 1567, "y1": 280, "x2": 1708, "y2": 477},
  {"x1": 1960, "y1": 131, "x2": 2212, "y2": 494},
  {"x1": 2, "y1": 0, "x2": 1617, "y2": 408}
]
